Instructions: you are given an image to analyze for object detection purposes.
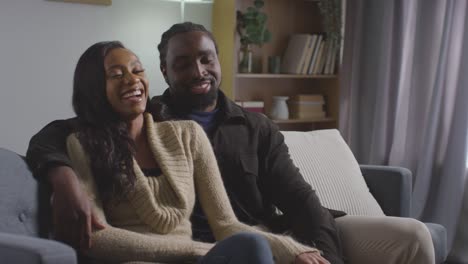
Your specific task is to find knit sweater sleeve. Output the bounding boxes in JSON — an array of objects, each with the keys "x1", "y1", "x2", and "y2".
[
  {"x1": 188, "y1": 123, "x2": 319, "y2": 264},
  {"x1": 66, "y1": 134, "x2": 212, "y2": 263}
]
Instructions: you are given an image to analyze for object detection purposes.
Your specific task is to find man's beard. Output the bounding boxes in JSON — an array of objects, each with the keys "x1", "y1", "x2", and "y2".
[{"x1": 171, "y1": 81, "x2": 219, "y2": 112}]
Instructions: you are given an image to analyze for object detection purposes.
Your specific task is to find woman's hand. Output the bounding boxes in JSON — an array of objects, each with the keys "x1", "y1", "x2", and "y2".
[
  {"x1": 48, "y1": 166, "x2": 105, "y2": 250},
  {"x1": 295, "y1": 251, "x2": 331, "y2": 264}
]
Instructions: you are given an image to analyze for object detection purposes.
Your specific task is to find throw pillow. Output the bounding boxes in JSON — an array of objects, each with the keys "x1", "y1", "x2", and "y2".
[{"x1": 282, "y1": 129, "x2": 385, "y2": 216}]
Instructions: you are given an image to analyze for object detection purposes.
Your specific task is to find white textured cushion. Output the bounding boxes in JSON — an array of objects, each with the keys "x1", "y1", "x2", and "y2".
[{"x1": 282, "y1": 129, "x2": 385, "y2": 216}]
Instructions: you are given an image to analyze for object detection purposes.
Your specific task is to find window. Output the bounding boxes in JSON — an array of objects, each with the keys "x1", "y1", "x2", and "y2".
[{"x1": 158, "y1": 0, "x2": 213, "y2": 21}]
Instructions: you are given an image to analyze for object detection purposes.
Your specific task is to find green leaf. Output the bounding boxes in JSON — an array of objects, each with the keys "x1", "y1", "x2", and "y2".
[
  {"x1": 244, "y1": 12, "x2": 256, "y2": 20},
  {"x1": 245, "y1": 24, "x2": 257, "y2": 33},
  {"x1": 263, "y1": 30, "x2": 272, "y2": 43},
  {"x1": 247, "y1": 7, "x2": 256, "y2": 13},
  {"x1": 236, "y1": 0, "x2": 271, "y2": 47},
  {"x1": 254, "y1": 0, "x2": 264, "y2": 9},
  {"x1": 257, "y1": 12, "x2": 267, "y2": 23},
  {"x1": 254, "y1": 30, "x2": 263, "y2": 39},
  {"x1": 251, "y1": 35, "x2": 261, "y2": 44}
]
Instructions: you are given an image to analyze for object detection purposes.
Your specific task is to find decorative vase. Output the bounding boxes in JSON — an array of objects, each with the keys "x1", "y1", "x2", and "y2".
[
  {"x1": 269, "y1": 96, "x2": 289, "y2": 120},
  {"x1": 238, "y1": 44, "x2": 253, "y2": 73},
  {"x1": 268, "y1": 56, "x2": 281, "y2": 74}
]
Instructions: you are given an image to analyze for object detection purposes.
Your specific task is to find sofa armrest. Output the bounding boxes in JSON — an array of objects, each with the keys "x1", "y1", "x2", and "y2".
[
  {"x1": 359, "y1": 165, "x2": 412, "y2": 217},
  {"x1": 0, "y1": 232, "x2": 77, "y2": 264}
]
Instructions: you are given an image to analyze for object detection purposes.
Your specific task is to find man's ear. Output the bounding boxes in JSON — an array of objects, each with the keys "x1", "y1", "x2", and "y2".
[{"x1": 160, "y1": 65, "x2": 168, "y2": 80}]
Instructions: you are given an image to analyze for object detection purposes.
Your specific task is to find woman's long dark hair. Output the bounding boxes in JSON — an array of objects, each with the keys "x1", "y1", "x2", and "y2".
[{"x1": 72, "y1": 41, "x2": 136, "y2": 202}]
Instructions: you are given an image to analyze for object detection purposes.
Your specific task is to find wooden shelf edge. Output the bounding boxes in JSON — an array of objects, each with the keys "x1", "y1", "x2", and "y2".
[
  {"x1": 272, "y1": 118, "x2": 335, "y2": 124},
  {"x1": 236, "y1": 73, "x2": 338, "y2": 79}
]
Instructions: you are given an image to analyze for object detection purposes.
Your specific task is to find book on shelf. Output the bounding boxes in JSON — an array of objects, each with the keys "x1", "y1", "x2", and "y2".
[
  {"x1": 324, "y1": 39, "x2": 335, "y2": 74},
  {"x1": 306, "y1": 34, "x2": 323, "y2": 74},
  {"x1": 281, "y1": 34, "x2": 312, "y2": 74},
  {"x1": 303, "y1": 35, "x2": 341, "y2": 75},
  {"x1": 300, "y1": 34, "x2": 318, "y2": 74},
  {"x1": 281, "y1": 33, "x2": 340, "y2": 75},
  {"x1": 310, "y1": 37, "x2": 326, "y2": 74},
  {"x1": 289, "y1": 94, "x2": 325, "y2": 102},
  {"x1": 290, "y1": 111, "x2": 326, "y2": 119},
  {"x1": 314, "y1": 39, "x2": 329, "y2": 74},
  {"x1": 327, "y1": 40, "x2": 339, "y2": 74},
  {"x1": 288, "y1": 94, "x2": 326, "y2": 119},
  {"x1": 235, "y1": 101, "x2": 265, "y2": 113},
  {"x1": 289, "y1": 101, "x2": 324, "y2": 113}
]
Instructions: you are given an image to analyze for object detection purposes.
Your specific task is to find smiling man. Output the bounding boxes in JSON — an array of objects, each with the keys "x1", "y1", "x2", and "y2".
[
  {"x1": 163, "y1": 30, "x2": 220, "y2": 112},
  {"x1": 27, "y1": 22, "x2": 435, "y2": 264},
  {"x1": 152, "y1": 23, "x2": 338, "y2": 264}
]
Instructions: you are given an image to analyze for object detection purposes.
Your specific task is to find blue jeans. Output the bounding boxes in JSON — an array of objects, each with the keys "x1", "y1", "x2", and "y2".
[{"x1": 197, "y1": 232, "x2": 274, "y2": 264}]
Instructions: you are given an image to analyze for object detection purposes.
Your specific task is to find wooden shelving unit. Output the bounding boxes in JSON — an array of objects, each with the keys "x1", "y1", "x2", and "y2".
[{"x1": 212, "y1": 0, "x2": 340, "y2": 131}]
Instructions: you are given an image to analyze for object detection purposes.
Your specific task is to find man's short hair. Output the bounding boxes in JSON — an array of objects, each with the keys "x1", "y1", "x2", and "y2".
[{"x1": 157, "y1": 22, "x2": 219, "y2": 66}]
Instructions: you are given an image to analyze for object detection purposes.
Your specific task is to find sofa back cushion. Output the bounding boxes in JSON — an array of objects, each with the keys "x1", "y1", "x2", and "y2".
[
  {"x1": 282, "y1": 129, "x2": 385, "y2": 216},
  {"x1": 0, "y1": 148, "x2": 46, "y2": 237}
]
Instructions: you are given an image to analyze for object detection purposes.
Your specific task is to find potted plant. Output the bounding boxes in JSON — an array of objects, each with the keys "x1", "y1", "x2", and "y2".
[
  {"x1": 317, "y1": 0, "x2": 342, "y2": 53},
  {"x1": 236, "y1": 0, "x2": 272, "y2": 73}
]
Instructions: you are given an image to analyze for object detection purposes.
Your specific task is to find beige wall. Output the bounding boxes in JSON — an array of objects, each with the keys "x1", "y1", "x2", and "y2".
[{"x1": 0, "y1": 0, "x2": 212, "y2": 154}]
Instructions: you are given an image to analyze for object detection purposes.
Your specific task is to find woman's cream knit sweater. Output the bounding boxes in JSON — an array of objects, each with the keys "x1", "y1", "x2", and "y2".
[{"x1": 66, "y1": 113, "x2": 317, "y2": 263}]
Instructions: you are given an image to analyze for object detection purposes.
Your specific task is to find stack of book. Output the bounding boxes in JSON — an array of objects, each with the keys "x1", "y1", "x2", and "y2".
[
  {"x1": 288, "y1": 94, "x2": 326, "y2": 119},
  {"x1": 235, "y1": 101, "x2": 265, "y2": 114},
  {"x1": 281, "y1": 33, "x2": 339, "y2": 75}
]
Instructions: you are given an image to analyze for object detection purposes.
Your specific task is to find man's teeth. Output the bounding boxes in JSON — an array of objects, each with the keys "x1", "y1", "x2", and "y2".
[
  {"x1": 193, "y1": 82, "x2": 210, "y2": 88},
  {"x1": 122, "y1": 90, "x2": 142, "y2": 99}
]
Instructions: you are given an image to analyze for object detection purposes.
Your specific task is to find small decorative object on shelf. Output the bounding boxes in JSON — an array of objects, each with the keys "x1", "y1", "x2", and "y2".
[
  {"x1": 236, "y1": 0, "x2": 272, "y2": 73},
  {"x1": 269, "y1": 96, "x2": 289, "y2": 120},
  {"x1": 268, "y1": 55, "x2": 281, "y2": 74},
  {"x1": 238, "y1": 44, "x2": 253, "y2": 73}
]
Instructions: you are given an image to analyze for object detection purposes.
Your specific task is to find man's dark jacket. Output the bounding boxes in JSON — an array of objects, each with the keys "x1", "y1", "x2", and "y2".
[{"x1": 26, "y1": 89, "x2": 345, "y2": 263}]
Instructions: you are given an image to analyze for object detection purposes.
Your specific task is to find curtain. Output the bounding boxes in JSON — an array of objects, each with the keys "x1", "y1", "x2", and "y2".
[{"x1": 339, "y1": 0, "x2": 468, "y2": 261}]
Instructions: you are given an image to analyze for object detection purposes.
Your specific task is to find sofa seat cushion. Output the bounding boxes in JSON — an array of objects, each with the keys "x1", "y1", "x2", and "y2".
[{"x1": 282, "y1": 129, "x2": 385, "y2": 216}]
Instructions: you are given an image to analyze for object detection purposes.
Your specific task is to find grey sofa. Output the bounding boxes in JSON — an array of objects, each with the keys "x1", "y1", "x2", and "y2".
[
  {"x1": 0, "y1": 147, "x2": 77, "y2": 264},
  {"x1": 0, "y1": 147, "x2": 447, "y2": 263},
  {"x1": 361, "y1": 165, "x2": 448, "y2": 263}
]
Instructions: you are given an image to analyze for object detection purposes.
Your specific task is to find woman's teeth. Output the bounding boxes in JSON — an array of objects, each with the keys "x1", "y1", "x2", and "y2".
[{"x1": 122, "y1": 90, "x2": 142, "y2": 99}]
